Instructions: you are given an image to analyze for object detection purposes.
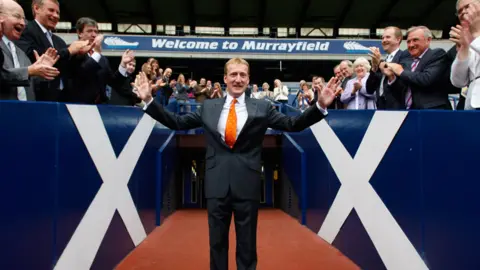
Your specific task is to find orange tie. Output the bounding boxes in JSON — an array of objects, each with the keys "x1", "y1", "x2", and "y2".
[{"x1": 225, "y1": 98, "x2": 237, "y2": 148}]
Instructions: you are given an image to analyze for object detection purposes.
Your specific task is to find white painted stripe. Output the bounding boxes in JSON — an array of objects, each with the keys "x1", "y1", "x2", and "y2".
[
  {"x1": 311, "y1": 111, "x2": 428, "y2": 270},
  {"x1": 54, "y1": 105, "x2": 156, "y2": 270}
]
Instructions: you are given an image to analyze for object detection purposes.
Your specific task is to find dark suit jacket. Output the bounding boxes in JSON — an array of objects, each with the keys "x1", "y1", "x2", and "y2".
[
  {"x1": 109, "y1": 71, "x2": 139, "y2": 106},
  {"x1": 65, "y1": 53, "x2": 115, "y2": 104},
  {"x1": 388, "y1": 48, "x2": 451, "y2": 109},
  {"x1": 366, "y1": 49, "x2": 410, "y2": 110},
  {"x1": 145, "y1": 95, "x2": 325, "y2": 200},
  {"x1": 15, "y1": 20, "x2": 70, "y2": 102}
]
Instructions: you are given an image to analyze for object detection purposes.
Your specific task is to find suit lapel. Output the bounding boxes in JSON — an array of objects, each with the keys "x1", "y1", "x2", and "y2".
[
  {"x1": 0, "y1": 41, "x2": 13, "y2": 67},
  {"x1": 414, "y1": 49, "x2": 431, "y2": 72},
  {"x1": 31, "y1": 20, "x2": 54, "y2": 50},
  {"x1": 237, "y1": 96, "x2": 257, "y2": 140},
  {"x1": 210, "y1": 97, "x2": 230, "y2": 149}
]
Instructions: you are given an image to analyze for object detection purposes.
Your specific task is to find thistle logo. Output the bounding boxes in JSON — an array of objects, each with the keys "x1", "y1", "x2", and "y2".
[{"x1": 103, "y1": 36, "x2": 139, "y2": 49}]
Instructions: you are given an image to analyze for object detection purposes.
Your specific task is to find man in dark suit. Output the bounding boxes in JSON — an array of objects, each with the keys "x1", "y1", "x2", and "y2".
[
  {"x1": 366, "y1": 26, "x2": 410, "y2": 109},
  {"x1": 0, "y1": 0, "x2": 61, "y2": 101},
  {"x1": 109, "y1": 57, "x2": 139, "y2": 106},
  {"x1": 65, "y1": 17, "x2": 132, "y2": 104},
  {"x1": 385, "y1": 26, "x2": 452, "y2": 110},
  {"x1": 132, "y1": 57, "x2": 338, "y2": 270},
  {"x1": 15, "y1": 0, "x2": 91, "y2": 102}
]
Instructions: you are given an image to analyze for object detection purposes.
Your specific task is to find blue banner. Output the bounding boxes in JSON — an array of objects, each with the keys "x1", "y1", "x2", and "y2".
[{"x1": 102, "y1": 35, "x2": 384, "y2": 55}]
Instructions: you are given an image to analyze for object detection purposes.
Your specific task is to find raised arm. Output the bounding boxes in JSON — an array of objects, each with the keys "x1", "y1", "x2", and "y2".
[{"x1": 134, "y1": 72, "x2": 202, "y2": 130}]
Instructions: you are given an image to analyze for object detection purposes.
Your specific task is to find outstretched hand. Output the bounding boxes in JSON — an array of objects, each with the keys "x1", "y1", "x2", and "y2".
[
  {"x1": 317, "y1": 77, "x2": 340, "y2": 109},
  {"x1": 132, "y1": 72, "x2": 153, "y2": 103}
]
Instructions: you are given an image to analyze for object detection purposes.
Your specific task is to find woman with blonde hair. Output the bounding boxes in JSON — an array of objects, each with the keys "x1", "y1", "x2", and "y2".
[
  {"x1": 340, "y1": 57, "x2": 376, "y2": 109},
  {"x1": 210, "y1": 82, "x2": 223, "y2": 99}
]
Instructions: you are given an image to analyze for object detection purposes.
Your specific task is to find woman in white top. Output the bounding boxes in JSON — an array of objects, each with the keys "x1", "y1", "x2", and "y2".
[
  {"x1": 449, "y1": 0, "x2": 480, "y2": 110},
  {"x1": 250, "y1": 84, "x2": 264, "y2": 99},
  {"x1": 273, "y1": 79, "x2": 289, "y2": 104}
]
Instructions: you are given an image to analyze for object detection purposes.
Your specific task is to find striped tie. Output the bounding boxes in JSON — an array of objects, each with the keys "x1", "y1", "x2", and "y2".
[{"x1": 405, "y1": 58, "x2": 419, "y2": 109}]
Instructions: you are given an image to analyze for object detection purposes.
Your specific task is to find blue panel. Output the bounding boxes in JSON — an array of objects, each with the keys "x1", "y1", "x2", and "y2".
[
  {"x1": 282, "y1": 134, "x2": 303, "y2": 199},
  {"x1": 102, "y1": 35, "x2": 384, "y2": 55},
  {"x1": 369, "y1": 111, "x2": 424, "y2": 258},
  {"x1": 287, "y1": 129, "x2": 332, "y2": 233},
  {"x1": 332, "y1": 112, "x2": 424, "y2": 269},
  {"x1": 90, "y1": 211, "x2": 135, "y2": 270},
  {"x1": 98, "y1": 105, "x2": 145, "y2": 157},
  {"x1": 0, "y1": 101, "x2": 57, "y2": 270},
  {"x1": 332, "y1": 210, "x2": 386, "y2": 270},
  {"x1": 421, "y1": 111, "x2": 480, "y2": 270},
  {"x1": 327, "y1": 110, "x2": 375, "y2": 157},
  {"x1": 133, "y1": 127, "x2": 172, "y2": 232},
  {"x1": 55, "y1": 104, "x2": 103, "y2": 262},
  {"x1": 156, "y1": 132, "x2": 177, "y2": 224}
]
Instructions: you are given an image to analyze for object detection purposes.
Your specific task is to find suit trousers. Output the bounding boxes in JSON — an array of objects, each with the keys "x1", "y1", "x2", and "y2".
[{"x1": 207, "y1": 189, "x2": 259, "y2": 270}]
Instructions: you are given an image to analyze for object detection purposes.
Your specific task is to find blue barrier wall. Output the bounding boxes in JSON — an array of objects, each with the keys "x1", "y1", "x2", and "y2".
[
  {"x1": 0, "y1": 101, "x2": 171, "y2": 270},
  {"x1": 282, "y1": 134, "x2": 307, "y2": 224},
  {"x1": 284, "y1": 109, "x2": 480, "y2": 270},
  {"x1": 156, "y1": 131, "x2": 177, "y2": 224}
]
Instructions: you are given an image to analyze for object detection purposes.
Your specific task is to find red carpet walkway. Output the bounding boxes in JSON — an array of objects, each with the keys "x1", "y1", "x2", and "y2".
[{"x1": 116, "y1": 209, "x2": 359, "y2": 270}]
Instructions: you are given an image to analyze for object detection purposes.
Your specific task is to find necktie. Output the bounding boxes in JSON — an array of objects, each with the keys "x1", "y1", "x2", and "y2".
[
  {"x1": 225, "y1": 98, "x2": 237, "y2": 148},
  {"x1": 46, "y1": 31, "x2": 64, "y2": 90},
  {"x1": 405, "y1": 58, "x2": 419, "y2": 109},
  {"x1": 379, "y1": 54, "x2": 393, "y2": 97},
  {"x1": 45, "y1": 31, "x2": 54, "y2": 46},
  {"x1": 8, "y1": 42, "x2": 27, "y2": 101}
]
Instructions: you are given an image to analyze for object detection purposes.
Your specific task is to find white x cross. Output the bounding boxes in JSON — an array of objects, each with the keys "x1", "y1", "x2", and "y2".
[
  {"x1": 54, "y1": 105, "x2": 156, "y2": 270},
  {"x1": 310, "y1": 111, "x2": 428, "y2": 270}
]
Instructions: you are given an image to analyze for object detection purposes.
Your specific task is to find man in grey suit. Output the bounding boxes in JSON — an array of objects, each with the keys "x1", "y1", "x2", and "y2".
[
  {"x1": 0, "y1": 0, "x2": 59, "y2": 101},
  {"x1": 132, "y1": 57, "x2": 339, "y2": 270}
]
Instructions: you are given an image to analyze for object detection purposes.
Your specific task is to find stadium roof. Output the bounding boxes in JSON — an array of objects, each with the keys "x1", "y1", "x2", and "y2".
[{"x1": 18, "y1": 0, "x2": 458, "y2": 38}]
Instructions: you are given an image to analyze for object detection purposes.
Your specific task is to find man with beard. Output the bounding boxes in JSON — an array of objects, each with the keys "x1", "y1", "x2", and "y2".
[{"x1": 132, "y1": 57, "x2": 339, "y2": 270}]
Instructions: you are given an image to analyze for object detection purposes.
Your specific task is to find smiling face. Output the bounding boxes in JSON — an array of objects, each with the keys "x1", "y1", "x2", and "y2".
[
  {"x1": 1, "y1": 1, "x2": 26, "y2": 41},
  {"x1": 33, "y1": 0, "x2": 60, "y2": 31},
  {"x1": 354, "y1": 64, "x2": 367, "y2": 78},
  {"x1": 382, "y1": 27, "x2": 402, "y2": 54},
  {"x1": 224, "y1": 58, "x2": 250, "y2": 98},
  {"x1": 407, "y1": 28, "x2": 430, "y2": 58}
]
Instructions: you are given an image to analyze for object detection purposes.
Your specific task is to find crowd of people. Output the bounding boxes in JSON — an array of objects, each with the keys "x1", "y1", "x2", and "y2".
[{"x1": 0, "y1": 0, "x2": 478, "y2": 114}]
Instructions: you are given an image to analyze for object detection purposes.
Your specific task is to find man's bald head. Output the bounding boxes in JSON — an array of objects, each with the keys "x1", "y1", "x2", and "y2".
[
  {"x1": 0, "y1": 0, "x2": 26, "y2": 41},
  {"x1": 3, "y1": 0, "x2": 21, "y2": 10}
]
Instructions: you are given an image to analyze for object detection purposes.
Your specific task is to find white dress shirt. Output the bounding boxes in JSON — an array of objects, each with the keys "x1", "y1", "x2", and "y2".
[
  {"x1": 217, "y1": 92, "x2": 249, "y2": 141},
  {"x1": 379, "y1": 47, "x2": 400, "y2": 96},
  {"x1": 450, "y1": 36, "x2": 480, "y2": 109},
  {"x1": 2, "y1": 36, "x2": 27, "y2": 101}
]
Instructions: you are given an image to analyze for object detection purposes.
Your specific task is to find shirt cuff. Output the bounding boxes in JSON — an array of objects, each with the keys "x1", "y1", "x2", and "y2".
[
  {"x1": 142, "y1": 98, "x2": 153, "y2": 111},
  {"x1": 388, "y1": 76, "x2": 396, "y2": 85},
  {"x1": 90, "y1": 52, "x2": 101, "y2": 62},
  {"x1": 118, "y1": 64, "x2": 128, "y2": 77},
  {"x1": 315, "y1": 102, "x2": 328, "y2": 116}
]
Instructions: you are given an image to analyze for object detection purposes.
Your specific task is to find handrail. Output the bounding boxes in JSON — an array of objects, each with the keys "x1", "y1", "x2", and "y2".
[
  {"x1": 283, "y1": 133, "x2": 307, "y2": 225},
  {"x1": 284, "y1": 104, "x2": 301, "y2": 112},
  {"x1": 156, "y1": 131, "x2": 176, "y2": 225}
]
